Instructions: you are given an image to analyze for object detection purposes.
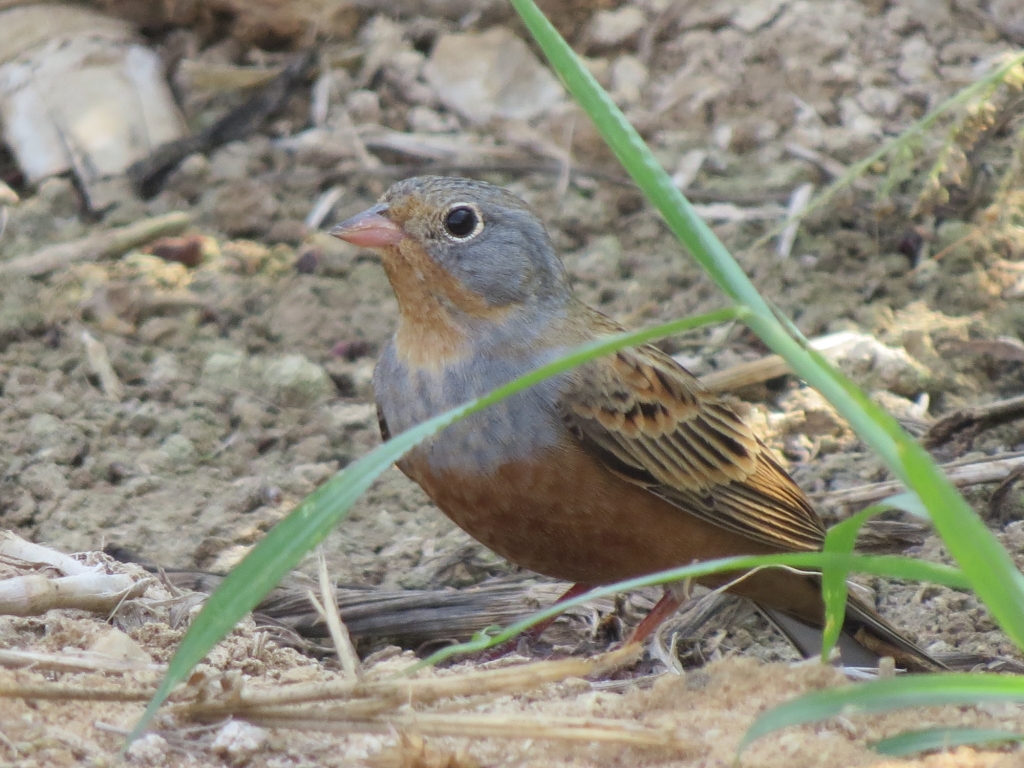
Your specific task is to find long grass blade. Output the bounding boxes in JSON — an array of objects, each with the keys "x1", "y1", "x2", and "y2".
[
  {"x1": 871, "y1": 727, "x2": 1024, "y2": 757},
  {"x1": 820, "y1": 493, "x2": 935, "y2": 660},
  {"x1": 820, "y1": 508, "x2": 875, "y2": 661},
  {"x1": 741, "y1": 674, "x2": 1024, "y2": 751}
]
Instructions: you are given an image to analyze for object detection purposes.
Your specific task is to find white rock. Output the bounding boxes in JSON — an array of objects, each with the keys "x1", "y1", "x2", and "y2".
[
  {"x1": 582, "y1": 56, "x2": 611, "y2": 87},
  {"x1": 833, "y1": 338, "x2": 931, "y2": 397},
  {"x1": 884, "y1": 5, "x2": 915, "y2": 34},
  {"x1": 610, "y1": 55, "x2": 649, "y2": 106},
  {"x1": 589, "y1": 6, "x2": 647, "y2": 48},
  {"x1": 346, "y1": 89, "x2": 381, "y2": 125},
  {"x1": 839, "y1": 97, "x2": 882, "y2": 139},
  {"x1": 872, "y1": 390, "x2": 929, "y2": 423},
  {"x1": 0, "y1": 6, "x2": 186, "y2": 211},
  {"x1": 201, "y1": 351, "x2": 246, "y2": 391},
  {"x1": 208, "y1": 141, "x2": 252, "y2": 181},
  {"x1": 147, "y1": 356, "x2": 181, "y2": 387},
  {"x1": 425, "y1": 27, "x2": 564, "y2": 124},
  {"x1": 671, "y1": 149, "x2": 707, "y2": 191},
  {"x1": 88, "y1": 626, "x2": 153, "y2": 663},
  {"x1": 407, "y1": 105, "x2": 458, "y2": 133},
  {"x1": 261, "y1": 354, "x2": 332, "y2": 408},
  {"x1": 856, "y1": 86, "x2": 902, "y2": 118},
  {"x1": 212, "y1": 720, "x2": 268, "y2": 763},
  {"x1": 384, "y1": 49, "x2": 433, "y2": 105},
  {"x1": 731, "y1": 0, "x2": 788, "y2": 32},
  {"x1": 161, "y1": 434, "x2": 196, "y2": 466},
  {"x1": 125, "y1": 733, "x2": 170, "y2": 765},
  {"x1": 27, "y1": 412, "x2": 61, "y2": 439},
  {"x1": 324, "y1": 402, "x2": 376, "y2": 431},
  {"x1": 898, "y1": 34, "x2": 937, "y2": 83},
  {"x1": 712, "y1": 124, "x2": 734, "y2": 151},
  {"x1": 358, "y1": 15, "x2": 408, "y2": 84}
]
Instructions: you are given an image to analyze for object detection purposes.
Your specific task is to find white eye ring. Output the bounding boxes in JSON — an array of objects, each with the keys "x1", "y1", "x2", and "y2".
[{"x1": 442, "y1": 203, "x2": 484, "y2": 241}]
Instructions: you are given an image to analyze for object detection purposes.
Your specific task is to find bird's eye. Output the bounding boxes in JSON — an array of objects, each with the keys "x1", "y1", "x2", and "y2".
[{"x1": 443, "y1": 204, "x2": 483, "y2": 240}]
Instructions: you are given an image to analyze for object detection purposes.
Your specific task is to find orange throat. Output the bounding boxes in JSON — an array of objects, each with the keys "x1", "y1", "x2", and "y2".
[{"x1": 381, "y1": 239, "x2": 507, "y2": 371}]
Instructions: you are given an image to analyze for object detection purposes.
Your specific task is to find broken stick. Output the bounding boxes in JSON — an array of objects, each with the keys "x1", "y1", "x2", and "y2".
[{"x1": 0, "y1": 212, "x2": 190, "y2": 278}]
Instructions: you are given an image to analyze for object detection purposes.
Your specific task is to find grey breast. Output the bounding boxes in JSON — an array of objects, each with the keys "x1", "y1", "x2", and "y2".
[{"x1": 373, "y1": 341, "x2": 566, "y2": 475}]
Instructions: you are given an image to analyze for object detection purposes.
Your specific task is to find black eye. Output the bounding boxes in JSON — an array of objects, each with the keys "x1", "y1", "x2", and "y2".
[{"x1": 443, "y1": 204, "x2": 482, "y2": 239}]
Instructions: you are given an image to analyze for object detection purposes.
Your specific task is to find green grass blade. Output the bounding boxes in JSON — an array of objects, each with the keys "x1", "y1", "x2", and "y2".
[
  {"x1": 128, "y1": 307, "x2": 739, "y2": 741},
  {"x1": 871, "y1": 727, "x2": 1024, "y2": 757},
  {"x1": 820, "y1": 507, "x2": 878, "y2": 661},
  {"x1": 819, "y1": 492, "x2": 932, "y2": 659},
  {"x1": 878, "y1": 491, "x2": 930, "y2": 518},
  {"x1": 741, "y1": 674, "x2": 1024, "y2": 751},
  {"x1": 406, "y1": 550, "x2": 967, "y2": 672},
  {"x1": 512, "y1": 0, "x2": 1024, "y2": 653}
]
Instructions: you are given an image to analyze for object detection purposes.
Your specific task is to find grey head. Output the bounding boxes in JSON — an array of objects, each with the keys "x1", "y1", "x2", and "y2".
[{"x1": 378, "y1": 176, "x2": 572, "y2": 309}]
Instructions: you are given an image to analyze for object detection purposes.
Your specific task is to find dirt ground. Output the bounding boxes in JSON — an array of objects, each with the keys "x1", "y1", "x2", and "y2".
[{"x1": 3, "y1": 0, "x2": 1024, "y2": 765}]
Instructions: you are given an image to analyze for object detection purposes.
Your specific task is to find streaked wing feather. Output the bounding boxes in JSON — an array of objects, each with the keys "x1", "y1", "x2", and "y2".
[
  {"x1": 561, "y1": 343, "x2": 825, "y2": 552},
  {"x1": 377, "y1": 402, "x2": 391, "y2": 442}
]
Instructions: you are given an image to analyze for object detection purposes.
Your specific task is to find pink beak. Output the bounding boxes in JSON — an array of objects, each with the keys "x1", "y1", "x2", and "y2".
[{"x1": 330, "y1": 205, "x2": 405, "y2": 248}]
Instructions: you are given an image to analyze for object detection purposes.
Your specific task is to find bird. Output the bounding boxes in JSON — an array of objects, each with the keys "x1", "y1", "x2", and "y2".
[{"x1": 330, "y1": 175, "x2": 942, "y2": 672}]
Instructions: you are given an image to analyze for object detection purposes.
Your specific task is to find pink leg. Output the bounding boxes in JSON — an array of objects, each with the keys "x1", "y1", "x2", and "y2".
[
  {"x1": 476, "y1": 582, "x2": 595, "y2": 661},
  {"x1": 525, "y1": 582, "x2": 595, "y2": 641},
  {"x1": 626, "y1": 588, "x2": 684, "y2": 645}
]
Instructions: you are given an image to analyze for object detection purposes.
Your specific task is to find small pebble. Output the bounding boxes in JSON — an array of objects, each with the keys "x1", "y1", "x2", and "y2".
[{"x1": 261, "y1": 354, "x2": 332, "y2": 407}]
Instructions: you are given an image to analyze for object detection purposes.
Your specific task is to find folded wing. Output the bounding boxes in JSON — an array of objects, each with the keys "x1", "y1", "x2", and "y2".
[{"x1": 560, "y1": 340, "x2": 825, "y2": 552}]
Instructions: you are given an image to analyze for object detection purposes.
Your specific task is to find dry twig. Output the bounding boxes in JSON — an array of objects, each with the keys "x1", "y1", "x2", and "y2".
[
  {"x1": 0, "y1": 213, "x2": 190, "y2": 278},
  {"x1": 314, "y1": 551, "x2": 361, "y2": 679},
  {"x1": 0, "y1": 648, "x2": 161, "y2": 674},
  {"x1": 0, "y1": 532, "x2": 150, "y2": 617},
  {"x1": 191, "y1": 646, "x2": 638, "y2": 715},
  {"x1": 245, "y1": 710, "x2": 696, "y2": 752},
  {"x1": 81, "y1": 331, "x2": 125, "y2": 402},
  {"x1": 0, "y1": 572, "x2": 147, "y2": 617},
  {"x1": 776, "y1": 182, "x2": 814, "y2": 258},
  {"x1": 306, "y1": 185, "x2": 346, "y2": 229},
  {"x1": 925, "y1": 394, "x2": 1024, "y2": 448},
  {"x1": 821, "y1": 451, "x2": 1024, "y2": 509},
  {"x1": 0, "y1": 677, "x2": 156, "y2": 702},
  {"x1": 785, "y1": 142, "x2": 850, "y2": 180},
  {"x1": 0, "y1": 179, "x2": 17, "y2": 241},
  {"x1": 0, "y1": 641, "x2": 659, "y2": 752},
  {"x1": 0, "y1": 531, "x2": 93, "y2": 575},
  {"x1": 695, "y1": 330, "x2": 875, "y2": 393}
]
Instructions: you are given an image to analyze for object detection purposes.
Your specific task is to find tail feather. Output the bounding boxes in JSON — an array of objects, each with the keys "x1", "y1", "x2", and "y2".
[{"x1": 759, "y1": 592, "x2": 945, "y2": 673}]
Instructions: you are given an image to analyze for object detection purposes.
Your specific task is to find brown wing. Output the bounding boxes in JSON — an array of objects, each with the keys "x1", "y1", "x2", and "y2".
[{"x1": 560, "y1": 339, "x2": 825, "y2": 552}]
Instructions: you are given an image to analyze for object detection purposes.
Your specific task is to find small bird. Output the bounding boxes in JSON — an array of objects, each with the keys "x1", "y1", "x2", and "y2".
[{"x1": 332, "y1": 176, "x2": 941, "y2": 671}]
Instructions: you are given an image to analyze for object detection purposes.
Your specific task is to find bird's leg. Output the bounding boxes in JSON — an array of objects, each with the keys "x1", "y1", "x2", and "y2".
[
  {"x1": 475, "y1": 582, "x2": 594, "y2": 661},
  {"x1": 523, "y1": 582, "x2": 595, "y2": 642},
  {"x1": 626, "y1": 583, "x2": 687, "y2": 645}
]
